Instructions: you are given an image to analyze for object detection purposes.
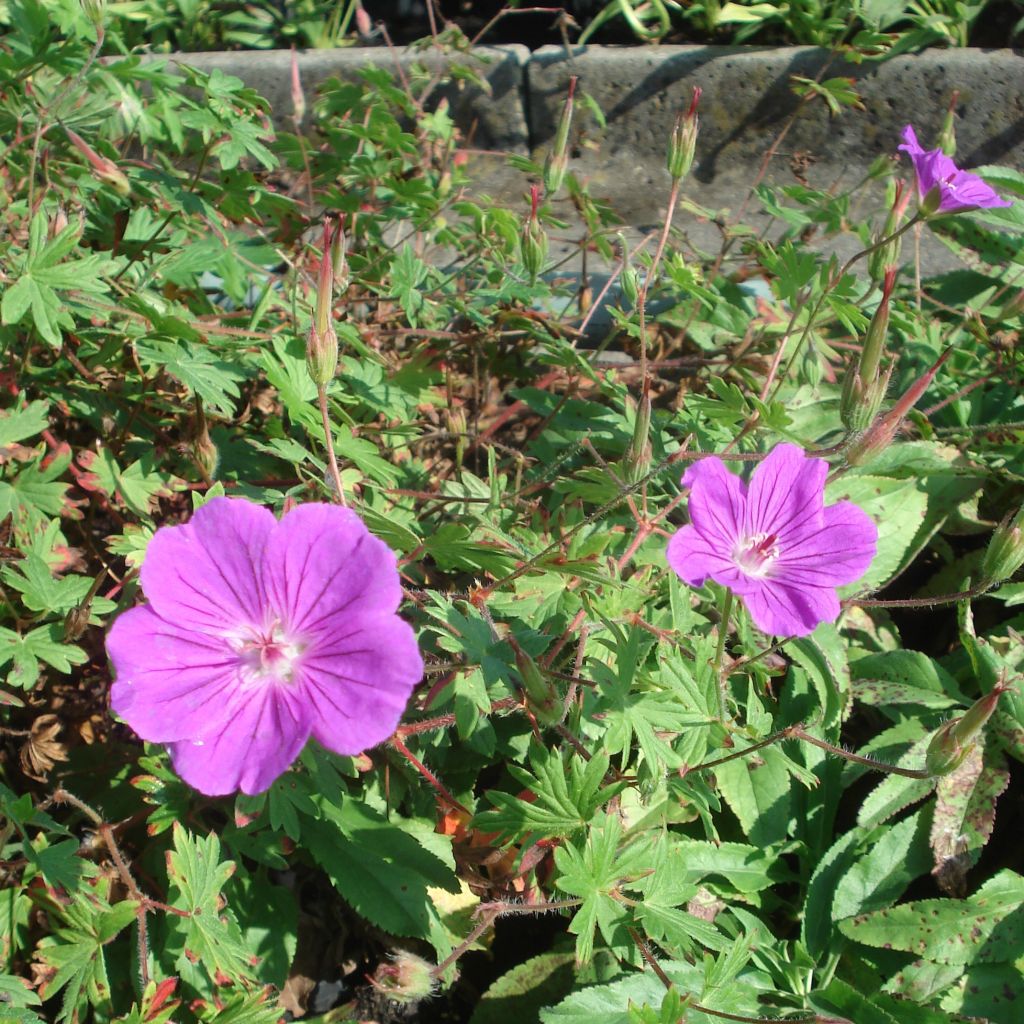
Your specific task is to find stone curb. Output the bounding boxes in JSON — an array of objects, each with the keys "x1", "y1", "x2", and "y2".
[{"x1": 167, "y1": 45, "x2": 1024, "y2": 274}]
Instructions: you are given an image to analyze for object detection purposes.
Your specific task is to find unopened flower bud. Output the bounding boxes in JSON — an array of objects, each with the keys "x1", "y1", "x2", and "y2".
[
  {"x1": 187, "y1": 398, "x2": 219, "y2": 483},
  {"x1": 667, "y1": 87, "x2": 701, "y2": 182},
  {"x1": 81, "y1": 0, "x2": 105, "y2": 29},
  {"x1": 980, "y1": 507, "x2": 1024, "y2": 587},
  {"x1": 512, "y1": 641, "x2": 561, "y2": 727},
  {"x1": 845, "y1": 347, "x2": 951, "y2": 466},
  {"x1": 617, "y1": 233, "x2": 640, "y2": 308},
  {"x1": 65, "y1": 128, "x2": 129, "y2": 197},
  {"x1": 543, "y1": 75, "x2": 576, "y2": 197},
  {"x1": 926, "y1": 684, "x2": 1009, "y2": 776},
  {"x1": 330, "y1": 218, "x2": 348, "y2": 291},
  {"x1": 625, "y1": 385, "x2": 652, "y2": 484},
  {"x1": 869, "y1": 181, "x2": 911, "y2": 283},
  {"x1": 368, "y1": 951, "x2": 435, "y2": 1005},
  {"x1": 290, "y1": 47, "x2": 306, "y2": 126},
  {"x1": 520, "y1": 185, "x2": 547, "y2": 284},
  {"x1": 860, "y1": 267, "x2": 896, "y2": 385},
  {"x1": 48, "y1": 204, "x2": 70, "y2": 240},
  {"x1": 840, "y1": 363, "x2": 891, "y2": 433},
  {"x1": 937, "y1": 91, "x2": 959, "y2": 157},
  {"x1": 306, "y1": 322, "x2": 338, "y2": 388},
  {"x1": 306, "y1": 219, "x2": 339, "y2": 386},
  {"x1": 355, "y1": 3, "x2": 372, "y2": 37}
]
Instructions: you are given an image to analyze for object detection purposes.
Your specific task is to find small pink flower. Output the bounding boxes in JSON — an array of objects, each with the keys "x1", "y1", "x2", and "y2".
[
  {"x1": 107, "y1": 498, "x2": 423, "y2": 795},
  {"x1": 899, "y1": 125, "x2": 1011, "y2": 213},
  {"x1": 667, "y1": 445, "x2": 877, "y2": 637}
]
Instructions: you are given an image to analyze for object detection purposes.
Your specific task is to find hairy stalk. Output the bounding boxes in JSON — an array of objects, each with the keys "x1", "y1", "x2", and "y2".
[
  {"x1": 389, "y1": 733, "x2": 469, "y2": 814},
  {"x1": 637, "y1": 176, "x2": 683, "y2": 387},
  {"x1": 317, "y1": 385, "x2": 347, "y2": 505},
  {"x1": 790, "y1": 727, "x2": 933, "y2": 779},
  {"x1": 713, "y1": 588, "x2": 734, "y2": 721},
  {"x1": 845, "y1": 583, "x2": 986, "y2": 609}
]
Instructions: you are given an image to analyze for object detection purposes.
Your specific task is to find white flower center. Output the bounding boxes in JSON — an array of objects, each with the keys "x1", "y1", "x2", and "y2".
[
  {"x1": 234, "y1": 621, "x2": 304, "y2": 685},
  {"x1": 733, "y1": 532, "x2": 780, "y2": 577}
]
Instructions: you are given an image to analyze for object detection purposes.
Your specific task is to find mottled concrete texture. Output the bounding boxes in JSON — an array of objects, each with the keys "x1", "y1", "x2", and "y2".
[
  {"x1": 528, "y1": 45, "x2": 1024, "y2": 222},
  {"x1": 172, "y1": 45, "x2": 531, "y2": 151}
]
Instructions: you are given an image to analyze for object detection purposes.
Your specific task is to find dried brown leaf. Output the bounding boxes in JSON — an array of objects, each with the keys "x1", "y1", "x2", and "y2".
[{"x1": 20, "y1": 714, "x2": 68, "y2": 781}]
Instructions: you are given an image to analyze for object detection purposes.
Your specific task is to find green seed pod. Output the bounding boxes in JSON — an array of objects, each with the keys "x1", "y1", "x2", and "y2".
[{"x1": 981, "y1": 507, "x2": 1024, "y2": 588}]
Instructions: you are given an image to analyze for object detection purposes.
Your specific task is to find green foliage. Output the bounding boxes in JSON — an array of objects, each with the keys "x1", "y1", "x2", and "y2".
[{"x1": 1, "y1": 3, "x2": 1023, "y2": 1023}]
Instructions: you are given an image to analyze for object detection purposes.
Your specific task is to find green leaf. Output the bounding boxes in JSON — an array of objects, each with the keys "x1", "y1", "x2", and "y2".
[
  {"x1": 554, "y1": 815, "x2": 652, "y2": 963},
  {"x1": 38, "y1": 888, "x2": 138, "y2": 1024},
  {"x1": 839, "y1": 869, "x2": 1024, "y2": 965},
  {"x1": 832, "y1": 806, "x2": 933, "y2": 921},
  {"x1": 470, "y1": 952, "x2": 576, "y2": 1024},
  {"x1": 165, "y1": 824, "x2": 256, "y2": 989},
  {"x1": 930, "y1": 745, "x2": 1010, "y2": 893},
  {"x1": 75, "y1": 446, "x2": 179, "y2": 518},
  {"x1": 0, "y1": 624, "x2": 88, "y2": 689},
  {"x1": 303, "y1": 797, "x2": 459, "y2": 947},
  {"x1": 136, "y1": 338, "x2": 248, "y2": 416},
  {"x1": 476, "y1": 746, "x2": 628, "y2": 843},
  {"x1": 713, "y1": 745, "x2": 793, "y2": 845},
  {"x1": 0, "y1": 401, "x2": 49, "y2": 447}
]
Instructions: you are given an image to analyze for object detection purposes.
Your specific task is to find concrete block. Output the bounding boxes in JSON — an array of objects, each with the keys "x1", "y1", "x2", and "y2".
[
  {"x1": 171, "y1": 45, "x2": 531, "y2": 151},
  {"x1": 527, "y1": 45, "x2": 1024, "y2": 224}
]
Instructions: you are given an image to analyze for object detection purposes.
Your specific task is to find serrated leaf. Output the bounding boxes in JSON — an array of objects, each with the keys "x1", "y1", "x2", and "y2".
[
  {"x1": 0, "y1": 401, "x2": 49, "y2": 447},
  {"x1": 832, "y1": 806, "x2": 933, "y2": 921},
  {"x1": 303, "y1": 797, "x2": 458, "y2": 947},
  {"x1": 475, "y1": 746, "x2": 627, "y2": 843},
  {"x1": 930, "y1": 745, "x2": 1010, "y2": 895},
  {"x1": 839, "y1": 869, "x2": 1024, "y2": 965},
  {"x1": 166, "y1": 824, "x2": 255, "y2": 987},
  {"x1": 470, "y1": 952, "x2": 576, "y2": 1024}
]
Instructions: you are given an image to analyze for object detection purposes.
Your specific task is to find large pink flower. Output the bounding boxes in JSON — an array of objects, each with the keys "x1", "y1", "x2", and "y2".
[
  {"x1": 667, "y1": 445, "x2": 877, "y2": 637},
  {"x1": 106, "y1": 498, "x2": 423, "y2": 796},
  {"x1": 899, "y1": 125, "x2": 1011, "y2": 214}
]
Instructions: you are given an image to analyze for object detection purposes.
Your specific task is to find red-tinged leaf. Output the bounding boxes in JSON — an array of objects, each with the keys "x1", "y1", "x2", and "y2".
[
  {"x1": 148, "y1": 977, "x2": 178, "y2": 1015},
  {"x1": 931, "y1": 743, "x2": 1010, "y2": 896}
]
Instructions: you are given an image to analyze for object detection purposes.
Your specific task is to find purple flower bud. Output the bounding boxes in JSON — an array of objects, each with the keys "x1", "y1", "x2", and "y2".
[{"x1": 667, "y1": 87, "x2": 701, "y2": 182}]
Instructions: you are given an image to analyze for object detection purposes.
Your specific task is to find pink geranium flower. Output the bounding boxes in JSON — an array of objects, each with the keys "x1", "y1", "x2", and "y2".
[
  {"x1": 667, "y1": 444, "x2": 877, "y2": 637},
  {"x1": 898, "y1": 125, "x2": 1012, "y2": 213},
  {"x1": 106, "y1": 498, "x2": 423, "y2": 796}
]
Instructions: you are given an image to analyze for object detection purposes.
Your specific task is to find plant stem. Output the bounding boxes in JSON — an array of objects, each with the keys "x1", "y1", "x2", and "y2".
[
  {"x1": 713, "y1": 588, "x2": 733, "y2": 721},
  {"x1": 317, "y1": 384, "x2": 346, "y2": 505},
  {"x1": 790, "y1": 726, "x2": 933, "y2": 779}
]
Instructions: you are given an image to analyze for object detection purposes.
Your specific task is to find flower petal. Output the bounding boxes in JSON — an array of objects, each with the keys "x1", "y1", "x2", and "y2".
[
  {"x1": 140, "y1": 497, "x2": 276, "y2": 634},
  {"x1": 264, "y1": 503, "x2": 403, "y2": 638},
  {"x1": 773, "y1": 499, "x2": 878, "y2": 588},
  {"x1": 940, "y1": 168, "x2": 1013, "y2": 211},
  {"x1": 108, "y1": 606, "x2": 242, "y2": 743},
  {"x1": 667, "y1": 524, "x2": 750, "y2": 591},
  {"x1": 168, "y1": 686, "x2": 311, "y2": 796},
  {"x1": 898, "y1": 124, "x2": 924, "y2": 156},
  {"x1": 681, "y1": 457, "x2": 746, "y2": 549},
  {"x1": 298, "y1": 613, "x2": 423, "y2": 755},
  {"x1": 741, "y1": 580, "x2": 840, "y2": 637},
  {"x1": 743, "y1": 444, "x2": 827, "y2": 542}
]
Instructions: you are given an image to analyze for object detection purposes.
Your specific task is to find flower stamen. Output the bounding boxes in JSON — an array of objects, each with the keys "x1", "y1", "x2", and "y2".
[{"x1": 733, "y1": 532, "x2": 780, "y2": 577}]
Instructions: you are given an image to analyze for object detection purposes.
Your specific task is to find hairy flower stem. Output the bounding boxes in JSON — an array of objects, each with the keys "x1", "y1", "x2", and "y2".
[
  {"x1": 389, "y1": 734, "x2": 469, "y2": 814},
  {"x1": 52, "y1": 788, "x2": 152, "y2": 986},
  {"x1": 637, "y1": 177, "x2": 683, "y2": 388},
  {"x1": 693, "y1": 724, "x2": 933, "y2": 780},
  {"x1": 846, "y1": 583, "x2": 986, "y2": 609},
  {"x1": 790, "y1": 727, "x2": 933, "y2": 779},
  {"x1": 713, "y1": 589, "x2": 734, "y2": 721},
  {"x1": 317, "y1": 385, "x2": 347, "y2": 505}
]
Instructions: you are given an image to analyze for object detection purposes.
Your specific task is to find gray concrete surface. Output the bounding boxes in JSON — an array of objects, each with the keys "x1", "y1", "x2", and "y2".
[
  {"x1": 528, "y1": 46, "x2": 1024, "y2": 218},
  {"x1": 167, "y1": 45, "x2": 1024, "y2": 277}
]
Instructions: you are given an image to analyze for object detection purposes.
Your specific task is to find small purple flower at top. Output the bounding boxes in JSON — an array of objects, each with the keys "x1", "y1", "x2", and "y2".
[
  {"x1": 106, "y1": 497, "x2": 423, "y2": 796},
  {"x1": 899, "y1": 125, "x2": 1012, "y2": 214},
  {"x1": 667, "y1": 444, "x2": 877, "y2": 637}
]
